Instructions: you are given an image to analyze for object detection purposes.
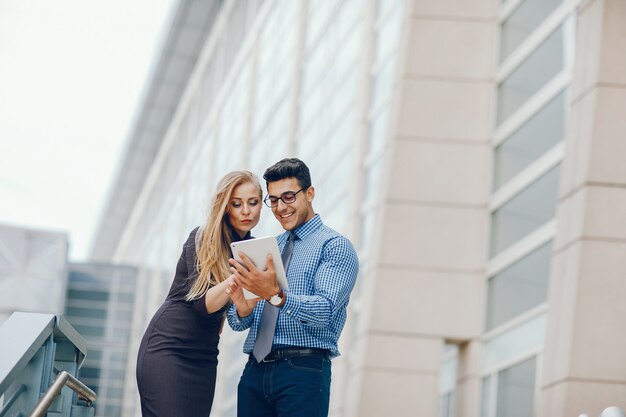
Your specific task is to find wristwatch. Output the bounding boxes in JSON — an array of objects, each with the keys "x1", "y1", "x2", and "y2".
[{"x1": 269, "y1": 289, "x2": 285, "y2": 307}]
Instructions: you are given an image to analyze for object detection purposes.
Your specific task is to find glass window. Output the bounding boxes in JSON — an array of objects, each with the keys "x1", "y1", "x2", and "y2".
[
  {"x1": 65, "y1": 307, "x2": 107, "y2": 320},
  {"x1": 439, "y1": 343, "x2": 458, "y2": 417},
  {"x1": 114, "y1": 309, "x2": 133, "y2": 321},
  {"x1": 439, "y1": 392, "x2": 455, "y2": 417},
  {"x1": 368, "y1": 108, "x2": 390, "y2": 157},
  {"x1": 375, "y1": 2, "x2": 402, "y2": 64},
  {"x1": 490, "y1": 166, "x2": 559, "y2": 256},
  {"x1": 79, "y1": 367, "x2": 101, "y2": 380},
  {"x1": 481, "y1": 376, "x2": 492, "y2": 417},
  {"x1": 87, "y1": 349, "x2": 102, "y2": 361},
  {"x1": 364, "y1": 156, "x2": 384, "y2": 207},
  {"x1": 118, "y1": 293, "x2": 134, "y2": 303},
  {"x1": 328, "y1": 109, "x2": 356, "y2": 162},
  {"x1": 497, "y1": 26, "x2": 563, "y2": 125},
  {"x1": 360, "y1": 208, "x2": 377, "y2": 251},
  {"x1": 493, "y1": 91, "x2": 565, "y2": 190},
  {"x1": 500, "y1": 0, "x2": 563, "y2": 62},
  {"x1": 487, "y1": 242, "x2": 551, "y2": 329},
  {"x1": 324, "y1": 153, "x2": 353, "y2": 206},
  {"x1": 73, "y1": 325, "x2": 105, "y2": 338},
  {"x1": 104, "y1": 405, "x2": 122, "y2": 417},
  {"x1": 107, "y1": 369, "x2": 127, "y2": 380},
  {"x1": 496, "y1": 357, "x2": 537, "y2": 417},
  {"x1": 68, "y1": 289, "x2": 109, "y2": 302},
  {"x1": 484, "y1": 313, "x2": 546, "y2": 370},
  {"x1": 330, "y1": 67, "x2": 358, "y2": 127},
  {"x1": 378, "y1": 0, "x2": 402, "y2": 17},
  {"x1": 371, "y1": 56, "x2": 397, "y2": 111},
  {"x1": 323, "y1": 197, "x2": 350, "y2": 232}
]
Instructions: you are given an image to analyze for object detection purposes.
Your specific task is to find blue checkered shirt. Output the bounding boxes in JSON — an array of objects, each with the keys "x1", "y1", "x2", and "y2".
[{"x1": 227, "y1": 214, "x2": 359, "y2": 358}]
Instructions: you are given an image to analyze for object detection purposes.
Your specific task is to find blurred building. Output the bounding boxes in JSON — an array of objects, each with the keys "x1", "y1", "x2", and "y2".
[
  {"x1": 0, "y1": 223, "x2": 68, "y2": 325},
  {"x1": 64, "y1": 263, "x2": 138, "y2": 417},
  {"x1": 0, "y1": 222, "x2": 139, "y2": 417},
  {"x1": 90, "y1": 0, "x2": 626, "y2": 417}
]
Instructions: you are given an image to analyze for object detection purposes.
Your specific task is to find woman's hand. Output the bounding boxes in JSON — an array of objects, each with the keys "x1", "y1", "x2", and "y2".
[{"x1": 225, "y1": 276, "x2": 260, "y2": 318}]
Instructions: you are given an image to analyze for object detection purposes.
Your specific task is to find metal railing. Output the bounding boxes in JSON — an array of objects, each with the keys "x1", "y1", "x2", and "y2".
[
  {"x1": 0, "y1": 312, "x2": 96, "y2": 417},
  {"x1": 29, "y1": 371, "x2": 96, "y2": 417}
]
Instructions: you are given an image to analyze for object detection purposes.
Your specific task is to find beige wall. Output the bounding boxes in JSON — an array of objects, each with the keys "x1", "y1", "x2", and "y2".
[{"x1": 539, "y1": 0, "x2": 626, "y2": 416}]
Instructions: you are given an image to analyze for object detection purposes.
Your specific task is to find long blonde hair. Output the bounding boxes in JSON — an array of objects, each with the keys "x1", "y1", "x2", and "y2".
[{"x1": 186, "y1": 170, "x2": 262, "y2": 301}]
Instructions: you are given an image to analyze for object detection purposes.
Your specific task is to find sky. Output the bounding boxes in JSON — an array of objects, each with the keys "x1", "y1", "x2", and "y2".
[{"x1": 0, "y1": 0, "x2": 175, "y2": 260}]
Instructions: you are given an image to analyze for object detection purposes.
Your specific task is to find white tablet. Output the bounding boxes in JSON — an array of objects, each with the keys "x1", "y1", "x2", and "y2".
[{"x1": 230, "y1": 235, "x2": 288, "y2": 300}]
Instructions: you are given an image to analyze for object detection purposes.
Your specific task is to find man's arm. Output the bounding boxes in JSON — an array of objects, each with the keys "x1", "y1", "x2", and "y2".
[{"x1": 281, "y1": 237, "x2": 358, "y2": 328}]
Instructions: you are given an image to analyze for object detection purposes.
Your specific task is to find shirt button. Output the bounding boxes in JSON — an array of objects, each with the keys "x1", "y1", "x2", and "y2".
[{"x1": 287, "y1": 310, "x2": 292, "y2": 314}]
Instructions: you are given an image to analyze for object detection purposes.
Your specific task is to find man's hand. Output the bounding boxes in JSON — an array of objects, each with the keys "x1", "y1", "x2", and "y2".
[
  {"x1": 229, "y1": 252, "x2": 280, "y2": 300},
  {"x1": 225, "y1": 277, "x2": 260, "y2": 318}
]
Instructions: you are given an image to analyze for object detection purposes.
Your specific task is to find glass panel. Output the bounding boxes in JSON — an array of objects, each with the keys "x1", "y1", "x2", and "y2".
[
  {"x1": 493, "y1": 91, "x2": 565, "y2": 189},
  {"x1": 439, "y1": 392, "x2": 455, "y2": 417},
  {"x1": 487, "y1": 242, "x2": 551, "y2": 329},
  {"x1": 368, "y1": 108, "x2": 390, "y2": 157},
  {"x1": 497, "y1": 26, "x2": 563, "y2": 125},
  {"x1": 500, "y1": 0, "x2": 563, "y2": 62},
  {"x1": 371, "y1": 56, "x2": 397, "y2": 111},
  {"x1": 490, "y1": 166, "x2": 559, "y2": 256},
  {"x1": 73, "y1": 325, "x2": 105, "y2": 337},
  {"x1": 375, "y1": 2, "x2": 402, "y2": 64},
  {"x1": 65, "y1": 307, "x2": 107, "y2": 319},
  {"x1": 496, "y1": 356, "x2": 537, "y2": 417},
  {"x1": 484, "y1": 313, "x2": 546, "y2": 370},
  {"x1": 118, "y1": 293, "x2": 135, "y2": 303},
  {"x1": 481, "y1": 376, "x2": 492, "y2": 417},
  {"x1": 105, "y1": 406, "x2": 122, "y2": 417},
  {"x1": 79, "y1": 367, "x2": 101, "y2": 380},
  {"x1": 364, "y1": 156, "x2": 384, "y2": 207},
  {"x1": 68, "y1": 289, "x2": 110, "y2": 302},
  {"x1": 360, "y1": 208, "x2": 377, "y2": 250}
]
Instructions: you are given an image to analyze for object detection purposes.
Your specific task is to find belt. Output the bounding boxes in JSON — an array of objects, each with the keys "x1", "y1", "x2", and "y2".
[{"x1": 252, "y1": 348, "x2": 330, "y2": 363}]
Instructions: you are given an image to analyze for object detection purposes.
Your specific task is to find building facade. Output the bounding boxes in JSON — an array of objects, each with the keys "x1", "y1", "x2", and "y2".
[
  {"x1": 90, "y1": 0, "x2": 626, "y2": 416},
  {"x1": 0, "y1": 223, "x2": 68, "y2": 325},
  {"x1": 64, "y1": 263, "x2": 138, "y2": 417}
]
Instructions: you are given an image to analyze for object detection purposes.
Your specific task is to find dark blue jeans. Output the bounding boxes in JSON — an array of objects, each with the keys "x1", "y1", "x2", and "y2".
[{"x1": 237, "y1": 354, "x2": 331, "y2": 417}]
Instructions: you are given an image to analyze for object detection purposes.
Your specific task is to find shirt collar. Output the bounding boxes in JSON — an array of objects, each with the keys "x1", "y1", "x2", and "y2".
[{"x1": 290, "y1": 213, "x2": 322, "y2": 240}]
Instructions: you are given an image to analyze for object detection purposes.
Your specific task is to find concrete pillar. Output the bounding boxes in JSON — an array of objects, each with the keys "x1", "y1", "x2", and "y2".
[
  {"x1": 538, "y1": 1, "x2": 626, "y2": 416},
  {"x1": 347, "y1": 0, "x2": 496, "y2": 415}
]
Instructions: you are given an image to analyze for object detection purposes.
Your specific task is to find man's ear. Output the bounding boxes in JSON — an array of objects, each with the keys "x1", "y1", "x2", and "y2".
[{"x1": 306, "y1": 186, "x2": 315, "y2": 202}]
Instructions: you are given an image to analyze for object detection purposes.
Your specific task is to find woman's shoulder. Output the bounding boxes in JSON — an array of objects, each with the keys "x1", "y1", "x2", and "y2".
[{"x1": 183, "y1": 226, "x2": 202, "y2": 251}]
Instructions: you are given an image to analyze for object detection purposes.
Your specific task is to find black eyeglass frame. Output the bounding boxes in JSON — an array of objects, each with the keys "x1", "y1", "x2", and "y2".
[{"x1": 263, "y1": 188, "x2": 306, "y2": 208}]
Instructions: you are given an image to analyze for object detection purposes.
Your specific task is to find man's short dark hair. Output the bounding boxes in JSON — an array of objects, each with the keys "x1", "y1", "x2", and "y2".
[{"x1": 263, "y1": 158, "x2": 312, "y2": 190}]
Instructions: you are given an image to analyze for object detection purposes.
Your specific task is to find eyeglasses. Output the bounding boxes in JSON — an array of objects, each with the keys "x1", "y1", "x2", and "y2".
[{"x1": 264, "y1": 188, "x2": 305, "y2": 207}]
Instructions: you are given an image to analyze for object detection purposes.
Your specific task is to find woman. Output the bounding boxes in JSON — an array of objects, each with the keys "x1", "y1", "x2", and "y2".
[{"x1": 136, "y1": 171, "x2": 262, "y2": 417}]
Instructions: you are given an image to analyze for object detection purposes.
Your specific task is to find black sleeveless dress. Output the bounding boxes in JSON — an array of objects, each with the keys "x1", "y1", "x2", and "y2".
[{"x1": 136, "y1": 227, "x2": 249, "y2": 417}]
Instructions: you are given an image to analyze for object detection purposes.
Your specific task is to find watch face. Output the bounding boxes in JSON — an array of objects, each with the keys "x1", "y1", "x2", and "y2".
[{"x1": 270, "y1": 294, "x2": 282, "y2": 306}]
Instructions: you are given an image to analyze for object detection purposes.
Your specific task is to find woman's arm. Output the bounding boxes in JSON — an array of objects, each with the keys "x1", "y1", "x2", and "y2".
[{"x1": 204, "y1": 276, "x2": 235, "y2": 314}]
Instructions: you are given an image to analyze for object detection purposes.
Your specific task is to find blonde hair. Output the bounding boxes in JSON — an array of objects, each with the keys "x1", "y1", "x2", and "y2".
[{"x1": 186, "y1": 170, "x2": 262, "y2": 301}]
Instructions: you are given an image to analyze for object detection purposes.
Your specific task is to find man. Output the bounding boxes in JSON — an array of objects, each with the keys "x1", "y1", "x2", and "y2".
[{"x1": 226, "y1": 158, "x2": 359, "y2": 417}]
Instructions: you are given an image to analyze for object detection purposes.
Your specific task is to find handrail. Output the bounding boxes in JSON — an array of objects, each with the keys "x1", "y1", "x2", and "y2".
[
  {"x1": 0, "y1": 312, "x2": 92, "y2": 417},
  {"x1": 0, "y1": 313, "x2": 55, "y2": 394},
  {"x1": 28, "y1": 371, "x2": 96, "y2": 417},
  {"x1": 0, "y1": 313, "x2": 87, "y2": 394}
]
